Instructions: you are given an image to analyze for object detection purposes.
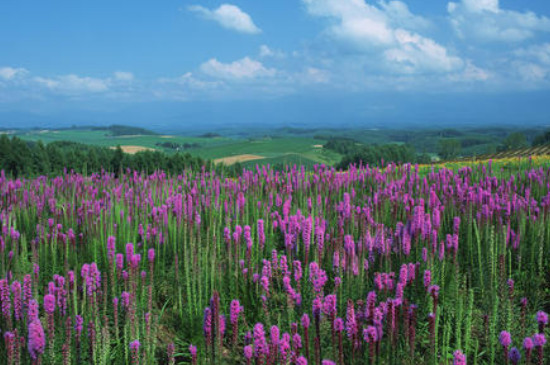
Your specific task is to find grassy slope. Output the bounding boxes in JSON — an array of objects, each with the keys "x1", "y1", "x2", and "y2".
[{"x1": 16, "y1": 129, "x2": 342, "y2": 166}]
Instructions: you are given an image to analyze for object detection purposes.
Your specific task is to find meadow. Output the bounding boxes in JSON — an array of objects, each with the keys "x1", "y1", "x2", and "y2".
[{"x1": 0, "y1": 156, "x2": 549, "y2": 364}]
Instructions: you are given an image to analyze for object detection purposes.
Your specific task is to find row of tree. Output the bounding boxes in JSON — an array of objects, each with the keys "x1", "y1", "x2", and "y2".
[
  {"x1": 325, "y1": 138, "x2": 432, "y2": 168},
  {"x1": 0, "y1": 135, "x2": 222, "y2": 178}
]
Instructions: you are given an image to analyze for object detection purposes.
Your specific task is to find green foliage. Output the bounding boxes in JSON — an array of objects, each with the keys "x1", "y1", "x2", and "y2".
[
  {"x1": 532, "y1": 130, "x2": 550, "y2": 146},
  {"x1": 438, "y1": 139, "x2": 461, "y2": 160}
]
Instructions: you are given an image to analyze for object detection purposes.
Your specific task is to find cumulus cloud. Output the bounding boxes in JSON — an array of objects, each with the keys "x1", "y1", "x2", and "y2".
[
  {"x1": 34, "y1": 74, "x2": 110, "y2": 94},
  {"x1": 259, "y1": 45, "x2": 286, "y2": 59},
  {"x1": 189, "y1": 4, "x2": 261, "y2": 34},
  {"x1": 302, "y1": 0, "x2": 463, "y2": 74},
  {"x1": 200, "y1": 57, "x2": 276, "y2": 80},
  {"x1": 113, "y1": 71, "x2": 134, "y2": 81},
  {"x1": 0, "y1": 67, "x2": 28, "y2": 80},
  {"x1": 448, "y1": 0, "x2": 550, "y2": 42}
]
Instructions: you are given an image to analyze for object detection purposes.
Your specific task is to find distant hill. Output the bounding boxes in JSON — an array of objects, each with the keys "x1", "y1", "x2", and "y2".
[
  {"x1": 91, "y1": 125, "x2": 158, "y2": 136},
  {"x1": 452, "y1": 145, "x2": 550, "y2": 162}
]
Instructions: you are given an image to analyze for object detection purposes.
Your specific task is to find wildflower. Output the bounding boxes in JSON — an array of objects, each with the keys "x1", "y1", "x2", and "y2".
[
  {"x1": 28, "y1": 319, "x2": 45, "y2": 360},
  {"x1": 453, "y1": 349, "x2": 466, "y2": 365}
]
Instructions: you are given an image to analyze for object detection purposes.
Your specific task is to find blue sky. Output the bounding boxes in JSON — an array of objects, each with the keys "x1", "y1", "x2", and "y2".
[{"x1": 1, "y1": 0, "x2": 550, "y2": 130}]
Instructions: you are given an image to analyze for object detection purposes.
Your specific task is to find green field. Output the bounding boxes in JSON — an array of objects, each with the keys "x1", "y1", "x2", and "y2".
[{"x1": 15, "y1": 128, "x2": 342, "y2": 166}]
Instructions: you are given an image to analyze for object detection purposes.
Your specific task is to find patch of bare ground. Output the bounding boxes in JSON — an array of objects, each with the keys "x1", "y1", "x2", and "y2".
[
  {"x1": 214, "y1": 154, "x2": 265, "y2": 165},
  {"x1": 110, "y1": 145, "x2": 156, "y2": 154}
]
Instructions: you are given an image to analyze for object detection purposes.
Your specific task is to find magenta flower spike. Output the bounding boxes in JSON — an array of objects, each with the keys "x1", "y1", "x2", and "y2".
[
  {"x1": 28, "y1": 319, "x2": 45, "y2": 360},
  {"x1": 453, "y1": 349, "x2": 467, "y2": 365}
]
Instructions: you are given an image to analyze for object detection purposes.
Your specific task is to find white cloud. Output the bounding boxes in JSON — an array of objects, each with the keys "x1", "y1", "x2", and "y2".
[
  {"x1": 448, "y1": 0, "x2": 550, "y2": 42},
  {"x1": 378, "y1": 1, "x2": 431, "y2": 31},
  {"x1": 302, "y1": 0, "x2": 463, "y2": 74},
  {"x1": 301, "y1": 67, "x2": 331, "y2": 84},
  {"x1": 515, "y1": 43, "x2": 550, "y2": 65},
  {"x1": 447, "y1": 60, "x2": 491, "y2": 82},
  {"x1": 34, "y1": 74, "x2": 110, "y2": 94},
  {"x1": 0, "y1": 67, "x2": 28, "y2": 80},
  {"x1": 158, "y1": 72, "x2": 222, "y2": 89},
  {"x1": 259, "y1": 45, "x2": 285, "y2": 59},
  {"x1": 114, "y1": 71, "x2": 134, "y2": 81},
  {"x1": 200, "y1": 57, "x2": 276, "y2": 80},
  {"x1": 188, "y1": 4, "x2": 261, "y2": 34}
]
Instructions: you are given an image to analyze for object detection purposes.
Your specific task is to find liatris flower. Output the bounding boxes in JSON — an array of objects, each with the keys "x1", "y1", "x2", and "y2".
[
  {"x1": 323, "y1": 294, "x2": 337, "y2": 320},
  {"x1": 244, "y1": 345, "x2": 253, "y2": 365},
  {"x1": 533, "y1": 333, "x2": 546, "y2": 365},
  {"x1": 424, "y1": 270, "x2": 431, "y2": 288},
  {"x1": 301, "y1": 313, "x2": 310, "y2": 360},
  {"x1": 453, "y1": 349, "x2": 467, "y2": 365},
  {"x1": 147, "y1": 248, "x2": 155, "y2": 263},
  {"x1": 11, "y1": 281, "x2": 22, "y2": 321},
  {"x1": 507, "y1": 279, "x2": 514, "y2": 299},
  {"x1": 270, "y1": 325, "x2": 280, "y2": 360},
  {"x1": 4, "y1": 331, "x2": 15, "y2": 364},
  {"x1": 509, "y1": 347, "x2": 521, "y2": 365},
  {"x1": 28, "y1": 319, "x2": 46, "y2": 361},
  {"x1": 189, "y1": 344, "x2": 197, "y2": 365},
  {"x1": 500, "y1": 331, "x2": 512, "y2": 363},
  {"x1": 322, "y1": 361, "x2": 336, "y2": 365},
  {"x1": 88, "y1": 321, "x2": 96, "y2": 362},
  {"x1": 296, "y1": 356, "x2": 307, "y2": 365},
  {"x1": 364, "y1": 325, "x2": 378, "y2": 364},
  {"x1": 309, "y1": 262, "x2": 328, "y2": 294},
  {"x1": 346, "y1": 300, "x2": 358, "y2": 343},
  {"x1": 524, "y1": 337, "x2": 534, "y2": 363},
  {"x1": 536, "y1": 311, "x2": 548, "y2": 333},
  {"x1": 167, "y1": 343, "x2": 175, "y2": 365},
  {"x1": 253, "y1": 323, "x2": 269, "y2": 360},
  {"x1": 130, "y1": 340, "x2": 140, "y2": 365},
  {"x1": 230, "y1": 299, "x2": 243, "y2": 345},
  {"x1": 203, "y1": 307, "x2": 212, "y2": 348},
  {"x1": 44, "y1": 294, "x2": 55, "y2": 314},
  {"x1": 28, "y1": 299, "x2": 39, "y2": 321},
  {"x1": 107, "y1": 236, "x2": 116, "y2": 262},
  {"x1": 0, "y1": 279, "x2": 11, "y2": 325}
]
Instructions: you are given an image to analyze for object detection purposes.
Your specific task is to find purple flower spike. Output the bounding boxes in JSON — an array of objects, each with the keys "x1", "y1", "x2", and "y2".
[
  {"x1": 28, "y1": 319, "x2": 45, "y2": 360},
  {"x1": 499, "y1": 331, "x2": 512, "y2": 348},
  {"x1": 509, "y1": 347, "x2": 521, "y2": 364},
  {"x1": 453, "y1": 349, "x2": 466, "y2": 365}
]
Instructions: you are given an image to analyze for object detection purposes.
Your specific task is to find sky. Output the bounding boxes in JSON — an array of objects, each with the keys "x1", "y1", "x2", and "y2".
[{"x1": 1, "y1": 0, "x2": 550, "y2": 131}]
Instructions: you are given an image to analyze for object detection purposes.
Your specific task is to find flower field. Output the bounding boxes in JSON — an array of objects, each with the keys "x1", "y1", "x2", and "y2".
[{"x1": 1, "y1": 158, "x2": 550, "y2": 364}]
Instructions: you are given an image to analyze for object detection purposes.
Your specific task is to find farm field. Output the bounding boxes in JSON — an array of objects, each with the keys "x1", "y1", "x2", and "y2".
[
  {"x1": 14, "y1": 128, "x2": 342, "y2": 167},
  {"x1": 0, "y1": 157, "x2": 549, "y2": 364}
]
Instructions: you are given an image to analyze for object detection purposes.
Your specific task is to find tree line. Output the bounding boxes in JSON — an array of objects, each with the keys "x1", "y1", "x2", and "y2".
[
  {"x1": 324, "y1": 138, "x2": 432, "y2": 168},
  {"x1": 0, "y1": 135, "x2": 220, "y2": 178}
]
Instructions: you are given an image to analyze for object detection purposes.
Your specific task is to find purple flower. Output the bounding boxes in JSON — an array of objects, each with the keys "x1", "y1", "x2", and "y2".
[
  {"x1": 363, "y1": 326, "x2": 378, "y2": 343},
  {"x1": 524, "y1": 337, "x2": 534, "y2": 350},
  {"x1": 148, "y1": 248, "x2": 155, "y2": 263},
  {"x1": 244, "y1": 345, "x2": 253, "y2": 359},
  {"x1": 499, "y1": 331, "x2": 512, "y2": 348},
  {"x1": 107, "y1": 236, "x2": 116, "y2": 261},
  {"x1": 453, "y1": 349, "x2": 466, "y2": 365},
  {"x1": 44, "y1": 294, "x2": 56, "y2": 314},
  {"x1": 296, "y1": 356, "x2": 308, "y2": 365},
  {"x1": 301, "y1": 313, "x2": 310, "y2": 329},
  {"x1": 28, "y1": 299, "x2": 39, "y2": 321},
  {"x1": 334, "y1": 318, "x2": 344, "y2": 332},
  {"x1": 189, "y1": 344, "x2": 197, "y2": 359},
  {"x1": 130, "y1": 340, "x2": 141, "y2": 351},
  {"x1": 536, "y1": 311, "x2": 548, "y2": 325},
  {"x1": 230, "y1": 299, "x2": 242, "y2": 325},
  {"x1": 509, "y1": 347, "x2": 521, "y2": 364},
  {"x1": 253, "y1": 323, "x2": 268, "y2": 358},
  {"x1": 28, "y1": 319, "x2": 45, "y2": 360},
  {"x1": 322, "y1": 361, "x2": 336, "y2": 365},
  {"x1": 533, "y1": 333, "x2": 546, "y2": 347}
]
